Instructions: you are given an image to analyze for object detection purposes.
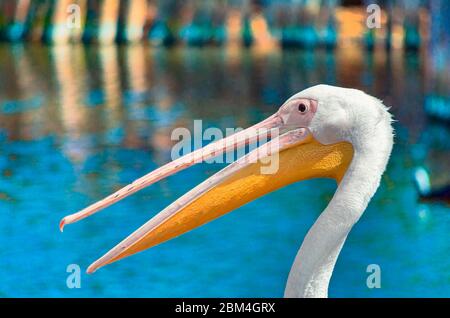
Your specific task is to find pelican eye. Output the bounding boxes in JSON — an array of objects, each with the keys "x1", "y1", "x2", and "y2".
[{"x1": 298, "y1": 103, "x2": 308, "y2": 113}]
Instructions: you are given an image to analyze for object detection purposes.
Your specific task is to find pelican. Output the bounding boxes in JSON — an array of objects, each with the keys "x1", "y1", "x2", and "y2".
[{"x1": 60, "y1": 85, "x2": 394, "y2": 298}]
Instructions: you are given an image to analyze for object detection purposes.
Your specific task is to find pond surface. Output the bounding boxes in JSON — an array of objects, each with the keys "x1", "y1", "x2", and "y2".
[{"x1": 0, "y1": 44, "x2": 448, "y2": 297}]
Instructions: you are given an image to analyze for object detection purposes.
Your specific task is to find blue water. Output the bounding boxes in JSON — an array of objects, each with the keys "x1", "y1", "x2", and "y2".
[{"x1": 0, "y1": 44, "x2": 448, "y2": 297}]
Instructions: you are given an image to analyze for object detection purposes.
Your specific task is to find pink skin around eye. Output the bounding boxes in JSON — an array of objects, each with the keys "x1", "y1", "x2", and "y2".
[{"x1": 278, "y1": 98, "x2": 318, "y2": 128}]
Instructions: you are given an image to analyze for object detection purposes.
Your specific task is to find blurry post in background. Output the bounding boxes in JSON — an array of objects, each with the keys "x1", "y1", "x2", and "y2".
[
  {"x1": 83, "y1": 0, "x2": 120, "y2": 44},
  {"x1": 43, "y1": 0, "x2": 73, "y2": 44},
  {"x1": 117, "y1": 0, "x2": 147, "y2": 43},
  {"x1": 0, "y1": 0, "x2": 31, "y2": 42},
  {"x1": 427, "y1": 0, "x2": 450, "y2": 120}
]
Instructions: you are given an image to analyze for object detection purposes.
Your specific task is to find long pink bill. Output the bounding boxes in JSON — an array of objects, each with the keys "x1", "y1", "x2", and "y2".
[
  {"x1": 86, "y1": 128, "x2": 308, "y2": 273},
  {"x1": 60, "y1": 114, "x2": 283, "y2": 231}
]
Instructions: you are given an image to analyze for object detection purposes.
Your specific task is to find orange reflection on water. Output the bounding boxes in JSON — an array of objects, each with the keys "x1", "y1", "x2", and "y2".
[{"x1": 0, "y1": 44, "x2": 437, "y2": 160}]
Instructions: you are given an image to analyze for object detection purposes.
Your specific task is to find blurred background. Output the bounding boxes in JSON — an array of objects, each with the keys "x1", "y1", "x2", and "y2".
[{"x1": 0, "y1": 0, "x2": 448, "y2": 297}]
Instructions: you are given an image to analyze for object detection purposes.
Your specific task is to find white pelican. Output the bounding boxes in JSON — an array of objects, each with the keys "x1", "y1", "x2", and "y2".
[{"x1": 60, "y1": 85, "x2": 394, "y2": 298}]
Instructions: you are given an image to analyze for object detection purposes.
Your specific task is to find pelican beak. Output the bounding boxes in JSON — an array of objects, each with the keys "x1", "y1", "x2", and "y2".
[{"x1": 60, "y1": 114, "x2": 353, "y2": 273}]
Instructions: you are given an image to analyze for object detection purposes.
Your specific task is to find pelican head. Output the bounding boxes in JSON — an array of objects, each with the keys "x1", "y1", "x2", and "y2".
[{"x1": 60, "y1": 84, "x2": 394, "y2": 297}]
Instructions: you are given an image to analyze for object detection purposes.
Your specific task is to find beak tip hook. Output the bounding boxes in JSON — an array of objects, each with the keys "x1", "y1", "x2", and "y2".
[
  {"x1": 59, "y1": 218, "x2": 66, "y2": 232},
  {"x1": 86, "y1": 264, "x2": 98, "y2": 274}
]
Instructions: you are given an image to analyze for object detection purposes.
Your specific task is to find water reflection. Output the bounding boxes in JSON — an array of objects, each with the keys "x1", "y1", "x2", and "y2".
[
  {"x1": 1, "y1": 44, "x2": 435, "y2": 143},
  {"x1": 0, "y1": 44, "x2": 448, "y2": 297}
]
